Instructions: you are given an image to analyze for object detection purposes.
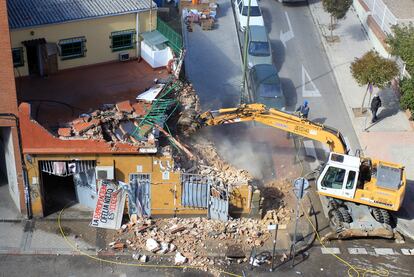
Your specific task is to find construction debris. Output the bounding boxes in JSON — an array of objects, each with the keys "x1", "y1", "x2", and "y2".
[{"x1": 175, "y1": 252, "x2": 187, "y2": 265}]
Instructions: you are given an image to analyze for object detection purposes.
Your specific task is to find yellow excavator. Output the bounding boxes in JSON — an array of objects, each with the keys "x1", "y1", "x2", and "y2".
[{"x1": 197, "y1": 103, "x2": 406, "y2": 239}]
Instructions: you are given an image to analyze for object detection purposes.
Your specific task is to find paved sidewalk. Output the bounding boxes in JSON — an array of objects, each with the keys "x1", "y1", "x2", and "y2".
[{"x1": 307, "y1": 1, "x2": 414, "y2": 238}]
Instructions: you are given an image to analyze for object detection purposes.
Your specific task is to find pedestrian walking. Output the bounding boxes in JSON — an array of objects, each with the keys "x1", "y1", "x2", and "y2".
[
  {"x1": 296, "y1": 100, "x2": 310, "y2": 119},
  {"x1": 370, "y1": 93, "x2": 382, "y2": 123}
]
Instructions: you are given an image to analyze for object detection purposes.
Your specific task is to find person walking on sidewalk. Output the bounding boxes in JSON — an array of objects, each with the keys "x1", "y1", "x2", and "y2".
[
  {"x1": 370, "y1": 93, "x2": 382, "y2": 123},
  {"x1": 296, "y1": 100, "x2": 310, "y2": 119}
]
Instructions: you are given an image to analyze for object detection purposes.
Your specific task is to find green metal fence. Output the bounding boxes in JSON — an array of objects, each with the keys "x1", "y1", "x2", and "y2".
[{"x1": 157, "y1": 18, "x2": 183, "y2": 54}]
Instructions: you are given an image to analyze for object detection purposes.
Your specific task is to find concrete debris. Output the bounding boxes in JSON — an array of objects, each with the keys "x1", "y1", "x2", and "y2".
[
  {"x1": 139, "y1": 255, "x2": 148, "y2": 263},
  {"x1": 158, "y1": 242, "x2": 170, "y2": 254},
  {"x1": 176, "y1": 83, "x2": 201, "y2": 137},
  {"x1": 109, "y1": 241, "x2": 125, "y2": 250},
  {"x1": 175, "y1": 252, "x2": 187, "y2": 265},
  {"x1": 146, "y1": 238, "x2": 160, "y2": 252},
  {"x1": 174, "y1": 138, "x2": 253, "y2": 187},
  {"x1": 132, "y1": 253, "x2": 141, "y2": 260}
]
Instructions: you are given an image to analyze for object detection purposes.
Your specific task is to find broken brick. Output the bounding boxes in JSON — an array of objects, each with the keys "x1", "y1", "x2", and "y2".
[
  {"x1": 58, "y1": 128, "x2": 72, "y2": 137},
  {"x1": 132, "y1": 102, "x2": 152, "y2": 117},
  {"x1": 73, "y1": 119, "x2": 100, "y2": 134},
  {"x1": 116, "y1": 100, "x2": 134, "y2": 113},
  {"x1": 170, "y1": 225, "x2": 186, "y2": 234}
]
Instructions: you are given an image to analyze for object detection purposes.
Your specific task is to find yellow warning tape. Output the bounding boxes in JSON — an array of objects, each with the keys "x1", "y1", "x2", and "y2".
[{"x1": 57, "y1": 207, "x2": 242, "y2": 277}]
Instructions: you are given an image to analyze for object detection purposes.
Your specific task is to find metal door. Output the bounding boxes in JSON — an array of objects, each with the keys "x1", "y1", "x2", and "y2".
[
  {"x1": 208, "y1": 185, "x2": 229, "y2": 221},
  {"x1": 73, "y1": 169, "x2": 97, "y2": 209},
  {"x1": 181, "y1": 174, "x2": 210, "y2": 208},
  {"x1": 129, "y1": 174, "x2": 151, "y2": 217}
]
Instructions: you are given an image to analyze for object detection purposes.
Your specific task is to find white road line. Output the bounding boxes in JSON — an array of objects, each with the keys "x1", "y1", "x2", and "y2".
[
  {"x1": 374, "y1": 248, "x2": 397, "y2": 255},
  {"x1": 302, "y1": 65, "x2": 321, "y2": 97},
  {"x1": 348, "y1": 248, "x2": 368, "y2": 255},
  {"x1": 401, "y1": 249, "x2": 414, "y2": 255},
  {"x1": 321, "y1": 247, "x2": 341, "y2": 254},
  {"x1": 285, "y1": 11, "x2": 294, "y2": 36},
  {"x1": 280, "y1": 12, "x2": 294, "y2": 48}
]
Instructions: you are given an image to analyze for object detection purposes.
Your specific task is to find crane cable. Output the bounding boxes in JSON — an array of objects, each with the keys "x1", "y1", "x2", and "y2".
[
  {"x1": 295, "y1": 136, "x2": 389, "y2": 277},
  {"x1": 57, "y1": 207, "x2": 242, "y2": 277}
]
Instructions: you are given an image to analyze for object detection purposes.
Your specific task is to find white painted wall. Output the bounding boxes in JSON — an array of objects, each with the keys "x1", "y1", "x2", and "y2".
[
  {"x1": 141, "y1": 41, "x2": 173, "y2": 68},
  {"x1": 1, "y1": 128, "x2": 20, "y2": 209}
]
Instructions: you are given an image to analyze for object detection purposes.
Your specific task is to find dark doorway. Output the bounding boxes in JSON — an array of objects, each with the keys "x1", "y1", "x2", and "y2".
[
  {"x1": 26, "y1": 44, "x2": 39, "y2": 75},
  {"x1": 22, "y1": 38, "x2": 47, "y2": 76},
  {"x1": 40, "y1": 171, "x2": 78, "y2": 216}
]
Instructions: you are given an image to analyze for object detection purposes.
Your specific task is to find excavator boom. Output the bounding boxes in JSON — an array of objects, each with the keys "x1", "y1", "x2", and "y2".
[{"x1": 199, "y1": 103, "x2": 349, "y2": 154}]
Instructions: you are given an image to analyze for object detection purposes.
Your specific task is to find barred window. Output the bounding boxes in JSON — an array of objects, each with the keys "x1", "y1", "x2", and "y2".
[
  {"x1": 12, "y1": 47, "x2": 24, "y2": 67},
  {"x1": 58, "y1": 37, "x2": 86, "y2": 60},
  {"x1": 111, "y1": 30, "x2": 136, "y2": 52}
]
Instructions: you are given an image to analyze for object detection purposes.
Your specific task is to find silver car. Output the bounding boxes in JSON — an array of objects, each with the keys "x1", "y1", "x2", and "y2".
[{"x1": 246, "y1": 25, "x2": 272, "y2": 69}]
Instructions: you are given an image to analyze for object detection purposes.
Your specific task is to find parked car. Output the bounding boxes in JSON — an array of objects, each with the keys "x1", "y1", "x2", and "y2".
[
  {"x1": 234, "y1": 0, "x2": 264, "y2": 31},
  {"x1": 245, "y1": 25, "x2": 272, "y2": 69},
  {"x1": 248, "y1": 64, "x2": 285, "y2": 110}
]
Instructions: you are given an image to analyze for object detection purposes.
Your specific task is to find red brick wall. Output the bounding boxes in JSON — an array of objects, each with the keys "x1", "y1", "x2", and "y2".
[
  {"x1": 0, "y1": 0, "x2": 25, "y2": 214},
  {"x1": 0, "y1": 0, "x2": 18, "y2": 117}
]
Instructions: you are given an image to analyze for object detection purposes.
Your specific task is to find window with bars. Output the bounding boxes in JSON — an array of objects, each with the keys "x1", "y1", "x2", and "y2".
[
  {"x1": 58, "y1": 37, "x2": 86, "y2": 60},
  {"x1": 110, "y1": 30, "x2": 136, "y2": 52},
  {"x1": 12, "y1": 47, "x2": 24, "y2": 67}
]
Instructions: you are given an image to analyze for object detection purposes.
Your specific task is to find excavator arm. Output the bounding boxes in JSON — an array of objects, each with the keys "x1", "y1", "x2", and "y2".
[{"x1": 198, "y1": 103, "x2": 349, "y2": 154}]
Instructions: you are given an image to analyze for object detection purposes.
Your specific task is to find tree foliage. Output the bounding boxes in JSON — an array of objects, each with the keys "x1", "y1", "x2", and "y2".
[
  {"x1": 350, "y1": 50, "x2": 399, "y2": 88},
  {"x1": 322, "y1": 0, "x2": 353, "y2": 20},
  {"x1": 386, "y1": 24, "x2": 414, "y2": 75},
  {"x1": 400, "y1": 78, "x2": 414, "y2": 113}
]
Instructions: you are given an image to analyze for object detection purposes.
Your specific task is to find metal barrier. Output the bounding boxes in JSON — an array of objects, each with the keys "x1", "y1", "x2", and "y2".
[
  {"x1": 181, "y1": 174, "x2": 211, "y2": 208},
  {"x1": 362, "y1": 0, "x2": 397, "y2": 34},
  {"x1": 157, "y1": 18, "x2": 183, "y2": 54}
]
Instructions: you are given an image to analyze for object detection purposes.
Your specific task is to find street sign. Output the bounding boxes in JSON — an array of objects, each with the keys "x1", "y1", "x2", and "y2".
[{"x1": 293, "y1": 178, "x2": 309, "y2": 199}]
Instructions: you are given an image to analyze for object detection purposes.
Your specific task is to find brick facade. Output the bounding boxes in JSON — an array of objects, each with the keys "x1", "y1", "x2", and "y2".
[{"x1": 0, "y1": 0, "x2": 26, "y2": 214}]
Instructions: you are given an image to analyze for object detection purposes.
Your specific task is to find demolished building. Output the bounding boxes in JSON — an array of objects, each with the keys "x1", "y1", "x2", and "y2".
[{"x1": 20, "y1": 80, "x2": 259, "y2": 218}]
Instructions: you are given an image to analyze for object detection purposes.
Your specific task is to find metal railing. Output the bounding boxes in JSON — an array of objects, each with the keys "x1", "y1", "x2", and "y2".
[
  {"x1": 363, "y1": 0, "x2": 397, "y2": 34},
  {"x1": 157, "y1": 18, "x2": 183, "y2": 54}
]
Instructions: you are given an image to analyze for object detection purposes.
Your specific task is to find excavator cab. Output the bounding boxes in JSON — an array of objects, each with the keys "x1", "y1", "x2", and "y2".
[{"x1": 317, "y1": 153, "x2": 360, "y2": 201}]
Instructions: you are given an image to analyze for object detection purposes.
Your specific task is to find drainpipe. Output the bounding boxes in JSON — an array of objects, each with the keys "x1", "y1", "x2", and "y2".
[
  {"x1": 136, "y1": 12, "x2": 140, "y2": 59},
  {"x1": 0, "y1": 113, "x2": 32, "y2": 219}
]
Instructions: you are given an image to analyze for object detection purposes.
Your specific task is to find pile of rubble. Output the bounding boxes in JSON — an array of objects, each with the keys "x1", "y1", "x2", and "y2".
[
  {"x1": 261, "y1": 179, "x2": 296, "y2": 225},
  {"x1": 57, "y1": 100, "x2": 156, "y2": 147},
  {"x1": 176, "y1": 83, "x2": 202, "y2": 137},
  {"x1": 109, "y1": 216, "x2": 273, "y2": 269}
]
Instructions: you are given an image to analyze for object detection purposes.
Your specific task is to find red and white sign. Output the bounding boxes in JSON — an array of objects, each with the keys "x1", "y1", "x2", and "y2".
[{"x1": 90, "y1": 180, "x2": 126, "y2": 230}]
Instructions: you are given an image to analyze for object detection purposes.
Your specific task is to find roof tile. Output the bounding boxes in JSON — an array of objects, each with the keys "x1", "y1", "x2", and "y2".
[{"x1": 7, "y1": 0, "x2": 156, "y2": 29}]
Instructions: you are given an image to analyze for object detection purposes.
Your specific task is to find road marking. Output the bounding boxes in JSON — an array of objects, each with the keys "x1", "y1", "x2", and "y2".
[
  {"x1": 374, "y1": 248, "x2": 397, "y2": 255},
  {"x1": 302, "y1": 65, "x2": 321, "y2": 97},
  {"x1": 321, "y1": 247, "x2": 341, "y2": 254},
  {"x1": 401, "y1": 249, "x2": 414, "y2": 255},
  {"x1": 280, "y1": 12, "x2": 294, "y2": 48},
  {"x1": 348, "y1": 248, "x2": 368, "y2": 255}
]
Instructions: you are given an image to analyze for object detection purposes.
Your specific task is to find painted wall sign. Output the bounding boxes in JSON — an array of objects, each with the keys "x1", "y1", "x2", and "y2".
[{"x1": 90, "y1": 180, "x2": 126, "y2": 230}]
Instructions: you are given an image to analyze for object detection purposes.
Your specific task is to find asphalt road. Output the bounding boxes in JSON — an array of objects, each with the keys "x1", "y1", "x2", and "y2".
[{"x1": 259, "y1": 0, "x2": 361, "y2": 153}]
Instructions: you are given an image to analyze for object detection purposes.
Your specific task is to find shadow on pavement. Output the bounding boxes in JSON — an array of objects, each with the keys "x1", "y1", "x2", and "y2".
[{"x1": 280, "y1": 78, "x2": 297, "y2": 111}]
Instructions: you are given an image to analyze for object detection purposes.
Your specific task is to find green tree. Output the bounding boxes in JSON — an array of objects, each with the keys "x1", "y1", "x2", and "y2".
[
  {"x1": 400, "y1": 78, "x2": 414, "y2": 114},
  {"x1": 386, "y1": 24, "x2": 414, "y2": 75},
  {"x1": 350, "y1": 50, "x2": 399, "y2": 111},
  {"x1": 322, "y1": 0, "x2": 353, "y2": 40}
]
